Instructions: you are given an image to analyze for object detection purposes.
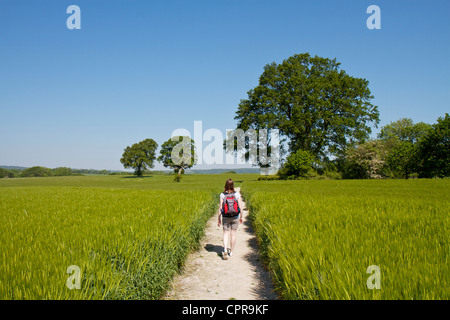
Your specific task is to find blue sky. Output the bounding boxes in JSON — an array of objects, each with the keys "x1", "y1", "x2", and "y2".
[{"x1": 0, "y1": 0, "x2": 449, "y2": 170}]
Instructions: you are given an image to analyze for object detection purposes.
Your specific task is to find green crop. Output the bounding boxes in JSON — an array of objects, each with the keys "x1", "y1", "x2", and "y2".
[
  {"x1": 0, "y1": 174, "x2": 254, "y2": 299},
  {"x1": 3, "y1": 175, "x2": 446, "y2": 300},
  {"x1": 242, "y1": 179, "x2": 449, "y2": 299}
]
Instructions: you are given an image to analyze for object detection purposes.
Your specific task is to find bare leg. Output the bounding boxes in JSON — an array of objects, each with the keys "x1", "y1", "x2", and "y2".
[
  {"x1": 230, "y1": 229, "x2": 237, "y2": 253},
  {"x1": 223, "y1": 229, "x2": 230, "y2": 252}
]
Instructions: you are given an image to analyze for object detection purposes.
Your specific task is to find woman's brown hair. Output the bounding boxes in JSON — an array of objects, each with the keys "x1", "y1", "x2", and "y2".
[{"x1": 224, "y1": 179, "x2": 235, "y2": 193}]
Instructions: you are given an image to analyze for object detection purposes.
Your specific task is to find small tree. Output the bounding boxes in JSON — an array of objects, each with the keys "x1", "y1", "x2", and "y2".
[
  {"x1": 278, "y1": 149, "x2": 316, "y2": 179},
  {"x1": 120, "y1": 139, "x2": 158, "y2": 177},
  {"x1": 158, "y1": 136, "x2": 196, "y2": 182},
  {"x1": 342, "y1": 140, "x2": 388, "y2": 179}
]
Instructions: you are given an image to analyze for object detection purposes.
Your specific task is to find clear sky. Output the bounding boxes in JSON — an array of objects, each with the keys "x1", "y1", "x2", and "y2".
[{"x1": 0, "y1": 0, "x2": 449, "y2": 170}]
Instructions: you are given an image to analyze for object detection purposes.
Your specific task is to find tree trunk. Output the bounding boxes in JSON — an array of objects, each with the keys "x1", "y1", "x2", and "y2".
[{"x1": 136, "y1": 164, "x2": 142, "y2": 177}]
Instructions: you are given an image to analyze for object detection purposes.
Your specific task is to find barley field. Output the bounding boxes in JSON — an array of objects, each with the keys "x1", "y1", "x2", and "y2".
[
  {"x1": 241, "y1": 179, "x2": 449, "y2": 299},
  {"x1": 0, "y1": 174, "x2": 256, "y2": 299},
  {"x1": 1, "y1": 175, "x2": 448, "y2": 299}
]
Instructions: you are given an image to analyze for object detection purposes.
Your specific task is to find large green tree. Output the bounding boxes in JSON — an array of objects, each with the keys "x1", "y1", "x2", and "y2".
[
  {"x1": 158, "y1": 136, "x2": 196, "y2": 182},
  {"x1": 120, "y1": 138, "x2": 158, "y2": 177},
  {"x1": 235, "y1": 53, "x2": 380, "y2": 161}
]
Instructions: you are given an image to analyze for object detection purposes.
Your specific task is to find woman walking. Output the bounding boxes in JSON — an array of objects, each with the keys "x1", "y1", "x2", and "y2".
[{"x1": 217, "y1": 179, "x2": 243, "y2": 260}]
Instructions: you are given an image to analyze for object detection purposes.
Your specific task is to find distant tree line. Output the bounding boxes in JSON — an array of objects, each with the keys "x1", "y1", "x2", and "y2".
[
  {"x1": 338, "y1": 114, "x2": 449, "y2": 179},
  {"x1": 0, "y1": 166, "x2": 74, "y2": 178},
  {"x1": 0, "y1": 167, "x2": 134, "y2": 179},
  {"x1": 272, "y1": 114, "x2": 449, "y2": 180}
]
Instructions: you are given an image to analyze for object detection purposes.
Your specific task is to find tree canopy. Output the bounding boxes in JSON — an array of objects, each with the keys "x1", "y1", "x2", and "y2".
[
  {"x1": 342, "y1": 140, "x2": 388, "y2": 179},
  {"x1": 120, "y1": 138, "x2": 158, "y2": 177},
  {"x1": 415, "y1": 113, "x2": 449, "y2": 178},
  {"x1": 378, "y1": 118, "x2": 431, "y2": 144},
  {"x1": 377, "y1": 118, "x2": 431, "y2": 179},
  {"x1": 157, "y1": 136, "x2": 196, "y2": 181},
  {"x1": 235, "y1": 53, "x2": 380, "y2": 161},
  {"x1": 21, "y1": 166, "x2": 54, "y2": 177},
  {"x1": 278, "y1": 149, "x2": 316, "y2": 179},
  {"x1": 339, "y1": 115, "x2": 448, "y2": 179}
]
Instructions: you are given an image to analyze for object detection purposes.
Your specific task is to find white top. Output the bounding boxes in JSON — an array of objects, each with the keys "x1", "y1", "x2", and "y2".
[{"x1": 220, "y1": 192, "x2": 240, "y2": 200}]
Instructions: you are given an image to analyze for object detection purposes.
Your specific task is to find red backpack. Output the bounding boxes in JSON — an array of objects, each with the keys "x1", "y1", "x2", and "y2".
[{"x1": 222, "y1": 192, "x2": 240, "y2": 217}]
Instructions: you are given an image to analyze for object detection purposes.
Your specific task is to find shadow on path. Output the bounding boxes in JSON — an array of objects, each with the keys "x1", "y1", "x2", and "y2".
[{"x1": 204, "y1": 244, "x2": 223, "y2": 256}]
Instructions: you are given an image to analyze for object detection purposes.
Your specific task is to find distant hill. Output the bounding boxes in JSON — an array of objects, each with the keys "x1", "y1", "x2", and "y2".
[
  {"x1": 0, "y1": 165, "x2": 126, "y2": 173},
  {"x1": 186, "y1": 168, "x2": 260, "y2": 174}
]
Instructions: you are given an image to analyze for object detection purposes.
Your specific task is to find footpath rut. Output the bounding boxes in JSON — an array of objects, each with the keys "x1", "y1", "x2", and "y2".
[{"x1": 166, "y1": 187, "x2": 278, "y2": 300}]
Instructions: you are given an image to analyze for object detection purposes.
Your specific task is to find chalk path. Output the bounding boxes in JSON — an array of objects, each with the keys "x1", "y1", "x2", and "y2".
[{"x1": 165, "y1": 187, "x2": 278, "y2": 300}]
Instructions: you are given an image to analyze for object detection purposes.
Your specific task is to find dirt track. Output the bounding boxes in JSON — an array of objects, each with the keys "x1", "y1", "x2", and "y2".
[{"x1": 166, "y1": 187, "x2": 278, "y2": 300}]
